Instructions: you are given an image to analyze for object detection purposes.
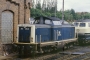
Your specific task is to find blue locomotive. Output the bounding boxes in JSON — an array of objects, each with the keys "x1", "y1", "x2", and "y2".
[{"x1": 16, "y1": 16, "x2": 77, "y2": 56}]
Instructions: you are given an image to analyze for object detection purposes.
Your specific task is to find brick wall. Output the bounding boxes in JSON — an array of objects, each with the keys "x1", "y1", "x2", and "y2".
[{"x1": 0, "y1": 0, "x2": 31, "y2": 43}]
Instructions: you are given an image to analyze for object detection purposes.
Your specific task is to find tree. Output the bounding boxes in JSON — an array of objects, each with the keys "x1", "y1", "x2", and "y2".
[
  {"x1": 36, "y1": 3, "x2": 41, "y2": 10},
  {"x1": 30, "y1": 0, "x2": 90, "y2": 20},
  {"x1": 70, "y1": 9, "x2": 76, "y2": 20}
]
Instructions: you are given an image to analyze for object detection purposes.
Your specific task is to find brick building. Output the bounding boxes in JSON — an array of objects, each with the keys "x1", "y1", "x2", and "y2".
[{"x1": 0, "y1": 0, "x2": 31, "y2": 44}]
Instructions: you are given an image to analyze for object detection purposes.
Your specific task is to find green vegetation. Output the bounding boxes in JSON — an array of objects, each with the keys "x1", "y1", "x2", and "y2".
[{"x1": 30, "y1": 1, "x2": 90, "y2": 22}]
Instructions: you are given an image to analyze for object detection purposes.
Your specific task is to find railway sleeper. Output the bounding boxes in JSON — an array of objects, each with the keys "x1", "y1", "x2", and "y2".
[
  {"x1": 37, "y1": 45, "x2": 57, "y2": 53},
  {"x1": 63, "y1": 42, "x2": 75, "y2": 50}
]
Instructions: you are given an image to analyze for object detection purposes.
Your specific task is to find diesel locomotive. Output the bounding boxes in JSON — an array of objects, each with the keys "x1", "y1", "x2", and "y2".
[
  {"x1": 74, "y1": 19, "x2": 90, "y2": 45},
  {"x1": 15, "y1": 16, "x2": 77, "y2": 56}
]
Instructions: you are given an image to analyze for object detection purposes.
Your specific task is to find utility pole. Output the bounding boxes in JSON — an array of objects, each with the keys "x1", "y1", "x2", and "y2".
[
  {"x1": 55, "y1": 0, "x2": 57, "y2": 17},
  {"x1": 62, "y1": 0, "x2": 64, "y2": 51},
  {"x1": 62, "y1": 0, "x2": 64, "y2": 20}
]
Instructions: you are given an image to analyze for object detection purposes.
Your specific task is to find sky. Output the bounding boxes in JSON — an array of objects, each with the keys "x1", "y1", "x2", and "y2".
[{"x1": 57, "y1": 0, "x2": 90, "y2": 12}]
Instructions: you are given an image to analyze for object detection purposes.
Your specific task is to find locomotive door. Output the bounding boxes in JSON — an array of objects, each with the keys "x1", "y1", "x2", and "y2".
[
  {"x1": 1, "y1": 11, "x2": 13, "y2": 44},
  {"x1": 19, "y1": 27, "x2": 31, "y2": 43}
]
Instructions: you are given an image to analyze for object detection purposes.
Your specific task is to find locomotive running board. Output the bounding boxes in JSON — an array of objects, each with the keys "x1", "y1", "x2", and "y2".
[
  {"x1": 14, "y1": 38, "x2": 77, "y2": 46},
  {"x1": 40, "y1": 38, "x2": 77, "y2": 44}
]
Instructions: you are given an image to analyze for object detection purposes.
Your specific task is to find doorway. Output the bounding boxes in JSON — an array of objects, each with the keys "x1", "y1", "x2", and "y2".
[{"x1": 1, "y1": 11, "x2": 13, "y2": 44}]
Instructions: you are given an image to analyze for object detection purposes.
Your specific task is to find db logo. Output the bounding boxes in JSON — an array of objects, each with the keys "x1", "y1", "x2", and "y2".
[{"x1": 58, "y1": 31, "x2": 61, "y2": 36}]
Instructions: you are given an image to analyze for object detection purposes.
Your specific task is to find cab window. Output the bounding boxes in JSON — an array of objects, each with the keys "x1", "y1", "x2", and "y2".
[
  {"x1": 74, "y1": 22, "x2": 79, "y2": 26},
  {"x1": 45, "y1": 19, "x2": 52, "y2": 24},
  {"x1": 88, "y1": 23, "x2": 90, "y2": 27},
  {"x1": 34, "y1": 20, "x2": 40, "y2": 24},
  {"x1": 80, "y1": 23, "x2": 86, "y2": 27},
  {"x1": 52, "y1": 21, "x2": 62, "y2": 25}
]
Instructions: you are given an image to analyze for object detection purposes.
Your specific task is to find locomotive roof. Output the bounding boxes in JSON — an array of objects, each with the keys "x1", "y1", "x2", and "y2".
[
  {"x1": 34, "y1": 16, "x2": 61, "y2": 21},
  {"x1": 34, "y1": 16, "x2": 70, "y2": 25},
  {"x1": 75, "y1": 19, "x2": 90, "y2": 22}
]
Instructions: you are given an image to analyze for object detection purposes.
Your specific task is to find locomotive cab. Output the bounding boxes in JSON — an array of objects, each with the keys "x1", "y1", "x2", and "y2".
[
  {"x1": 34, "y1": 16, "x2": 52, "y2": 25},
  {"x1": 33, "y1": 16, "x2": 63, "y2": 25}
]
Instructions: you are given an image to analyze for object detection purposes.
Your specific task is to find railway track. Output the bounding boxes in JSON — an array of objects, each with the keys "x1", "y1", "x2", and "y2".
[
  {"x1": 28, "y1": 46, "x2": 90, "y2": 60},
  {"x1": 1, "y1": 46, "x2": 90, "y2": 60}
]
